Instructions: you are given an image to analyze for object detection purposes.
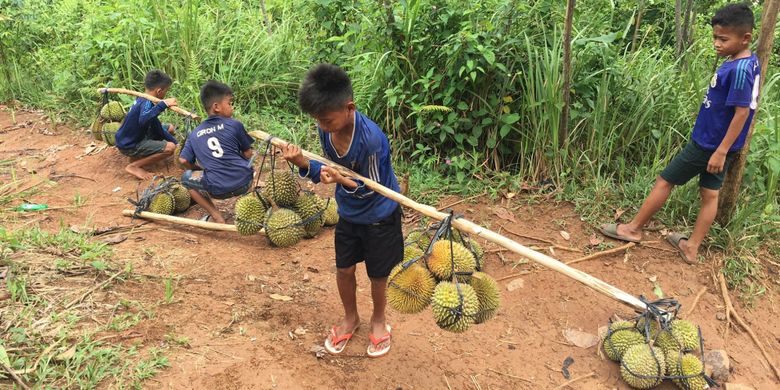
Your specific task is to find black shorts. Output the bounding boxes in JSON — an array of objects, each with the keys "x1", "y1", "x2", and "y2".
[
  {"x1": 335, "y1": 206, "x2": 403, "y2": 278},
  {"x1": 660, "y1": 142, "x2": 737, "y2": 190}
]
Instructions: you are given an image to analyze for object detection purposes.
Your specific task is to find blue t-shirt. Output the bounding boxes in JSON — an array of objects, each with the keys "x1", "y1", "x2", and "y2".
[
  {"x1": 115, "y1": 98, "x2": 177, "y2": 150},
  {"x1": 691, "y1": 54, "x2": 760, "y2": 152},
  {"x1": 300, "y1": 111, "x2": 400, "y2": 224},
  {"x1": 180, "y1": 116, "x2": 255, "y2": 196}
]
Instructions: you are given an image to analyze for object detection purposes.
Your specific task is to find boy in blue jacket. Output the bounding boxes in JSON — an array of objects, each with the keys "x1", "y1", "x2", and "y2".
[
  {"x1": 284, "y1": 64, "x2": 402, "y2": 357},
  {"x1": 178, "y1": 81, "x2": 254, "y2": 223},
  {"x1": 115, "y1": 70, "x2": 178, "y2": 180}
]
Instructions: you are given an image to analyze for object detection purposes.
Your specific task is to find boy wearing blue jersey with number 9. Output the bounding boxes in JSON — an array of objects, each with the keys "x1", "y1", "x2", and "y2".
[
  {"x1": 179, "y1": 81, "x2": 255, "y2": 223},
  {"x1": 283, "y1": 64, "x2": 402, "y2": 358},
  {"x1": 600, "y1": 3, "x2": 760, "y2": 264}
]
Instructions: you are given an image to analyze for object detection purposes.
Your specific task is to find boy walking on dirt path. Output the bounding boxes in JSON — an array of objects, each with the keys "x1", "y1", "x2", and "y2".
[
  {"x1": 600, "y1": 3, "x2": 760, "y2": 264},
  {"x1": 283, "y1": 64, "x2": 402, "y2": 358},
  {"x1": 115, "y1": 69, "x2": 179, "y2": 180},
  {"x1": 178, "y1": 81, "x2": 254, "y2": 224}
]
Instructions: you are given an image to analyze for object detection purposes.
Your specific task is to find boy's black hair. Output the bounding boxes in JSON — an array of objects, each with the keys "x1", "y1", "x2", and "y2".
[
  {"x1": 298, "y1": 64, "x2": 353, "y2": 115},
  {"x1": 711, "y1": 3, "x2": 754, "y2": 32},
  {"x1": 200, "y1": 80, "x2": 233, "y2": 113},
  {"x1": 144, "y1": 69, "x2": 173, "y2": 90}
]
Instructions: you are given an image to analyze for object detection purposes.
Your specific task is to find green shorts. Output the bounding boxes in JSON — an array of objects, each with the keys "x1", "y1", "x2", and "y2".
[{"x1": 660, "y1": 142, "x2": 737, "y2": 190}]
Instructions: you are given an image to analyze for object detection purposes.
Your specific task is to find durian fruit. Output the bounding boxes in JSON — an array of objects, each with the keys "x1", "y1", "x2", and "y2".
[
  {"x1": 405, "y1": 230, "x2": 431, "y2": 250},
  {"x1": 262, "y1": 170, "x2": 299, "y2": 207},
  {"x1": 148, "y1": 193, "x2": 174, "y2": 215},
  {"x1": 466, "y1": 239, "x2": 484, "y2": 270},
  {"x1": 101, "y1": 122, "x2": 121, "y2": 146},
  {"x1": 170, "y1": 184, "x2": 191, "y2": 213},
  {"x1": 469, "y1": 272, "x2": 499, "y2": 324},
  {"x1": 323, "y1": 198, "x2": 338, "y2": 225},
  {"x1": 100, "y1": 101, "x2": 125, "y2": 121},
  {"x1": 294, "y1": 192, "x2": 325, "y2": 238},
  {"x1": 635, "y1": 317, "x2": 661, "y2": 339},
  {"x1": 620, "y1": 344, "x2": 666, "y2": 389},
  {"x1": 264, "y1": 208, "x2": 304, "y2": 247},
  {"x1": 656, "y1": 320, "x2": 701, "y2": 354},
  {"x1": 427, "y1": 240, "x2": 477, "y2": 281},
  {"x1": 403, "y1": 245, "x2": 424, "y2": 262},
  {"x1": 387, "y1": 262, "x2": 436, "y2": 314},
  {"x1": 431, "y1": 281, "x2": 479, "y2": 333},
  {"x1": 665, "y1": 351, "x2": 708, "y2": 390},
  {"x1": 603, "y1": 321, "x2": 646, "y2": 361},
  {"x1": 235, "y1": 195, "x2": 267, "y2": 236},
  {"x1": 90, "y1": 119, "x2": 104, "y2": 141}
]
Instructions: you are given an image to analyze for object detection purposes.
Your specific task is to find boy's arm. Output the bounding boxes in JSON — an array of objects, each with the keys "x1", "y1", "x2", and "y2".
[
  {"x1": 236, "y1": 122, "x2": 254, "y2": 160},
  {"x1": 707, "y1": 107, "x2": 749, "y2": 173},
  {"x1": 178, "y1": 137, "x2": 200, "y2": 170},
  {"x1": 138, "y1": 100, "x2": 169, "y2": 128}
]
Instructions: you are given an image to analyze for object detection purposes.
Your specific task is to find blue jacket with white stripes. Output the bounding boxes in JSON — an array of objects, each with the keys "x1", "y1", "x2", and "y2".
[{"x1": 299, "y1": 110, "x2": 400, "y2": 224}]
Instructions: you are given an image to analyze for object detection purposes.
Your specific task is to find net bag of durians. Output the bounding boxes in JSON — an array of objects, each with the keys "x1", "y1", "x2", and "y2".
[
  {"x1": 387, "y1": 212, "x2": 499, "y2": 333},
  {"x1": 601, "y1": 298, "x2": 718, "y2": 390},
  {"x1": 129, "y1": 176, "x2": 191, "y2": 216}
]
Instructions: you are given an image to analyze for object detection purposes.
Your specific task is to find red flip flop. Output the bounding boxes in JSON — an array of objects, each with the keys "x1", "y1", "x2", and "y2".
[
  {"x1": 367, "y1": 324, "x2": 392, "y2": 358},
  {"x1": 324, "y1": 325, "x2": 359, "y2": 355}
]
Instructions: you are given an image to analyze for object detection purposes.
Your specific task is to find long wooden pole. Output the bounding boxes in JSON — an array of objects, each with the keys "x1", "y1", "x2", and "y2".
[
  {"x1": 120, "y1": 210, "x2": 265, "y2": 234},
  {"x1": 248, "y1": 130, "x2": 647, "y2": 311},
  {"x1": 96, "y1": 87, "x2": 201, "y2": 120}
]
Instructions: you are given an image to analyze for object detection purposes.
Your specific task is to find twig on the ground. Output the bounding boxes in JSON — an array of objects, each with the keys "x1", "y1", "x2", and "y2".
[
  {"x1": 499, "y1": 224, "x2": 582, "y2": 252},
  {"x1": 719, "y1": 273, "x2": 780, "y2": 381},
  {"x1": 552, "y1": 371, "x2": 596, "y2": 390},
  {"x1": 436, "y1": 191, "x2": 487, "y2": 211},
  {"x1": 64, "y1": 269, "x2": 124, "y2": 309},
  {"x1": 639, "y1": 243, "x2": 676, "y2": 253},
  {"x1": 683, "y1": 287, "x2": 707, "y2": 318},
  {"x1": 487, "y1": 368, "x2": 534, "y2": 383},
  {"x1": 1, "y1": 361, "x2": 31, "y2": 390},
  {"x1": 565, "y1": 243, "x2": 635, "y2": 265},
  {"x1": 496, "y1": 271, "x2": 532, "y2": 282},
  {"x1": 49, "y1": 174, "x2": 96, "y2": 182},
  {"x1": 443, "y1": 374, "x2": 452, "y2": 390}
]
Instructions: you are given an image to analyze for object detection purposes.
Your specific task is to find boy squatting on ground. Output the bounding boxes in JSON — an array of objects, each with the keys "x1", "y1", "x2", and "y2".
[
  {"x1": 178, "y1": 81, "x2": 255, "y2": 224},
  {"x1": 283, "y1": 64, "x2": 402, "y2": 358},
  {"x1": 115, "y1": 70, "x2": 179, "y2": 180},
  {"x1": 600, "y1": 3, "x2": 760, "y2": 264}
]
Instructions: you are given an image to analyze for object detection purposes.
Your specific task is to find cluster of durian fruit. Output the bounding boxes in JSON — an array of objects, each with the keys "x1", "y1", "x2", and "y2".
[
  {"x1": 603, "y1": 316, "x2": 709, "y2": 389},
  {"x1": 232, "y1": 169, "x2": 338, "y2": 247},
  {"x1": 94, "y1": 101, "x2": 125, "y2": 146},
  {"x1": 387, "y1": 228, "x2": 500, "y2": 333}
]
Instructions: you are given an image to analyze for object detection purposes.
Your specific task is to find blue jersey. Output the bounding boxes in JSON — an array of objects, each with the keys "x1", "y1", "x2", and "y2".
[
  {"x1": 692, "y1": 54, "x2": 760, "y2": 152},
  {"x1": 115, "y1": 98, "x2": 177, "y2": 150},
  {"x1": 180, "y1": 116, "x2": 255, "y2": 196},
  {"x1": 300, "y1": 111, "x2": 400, "y2": 224}
]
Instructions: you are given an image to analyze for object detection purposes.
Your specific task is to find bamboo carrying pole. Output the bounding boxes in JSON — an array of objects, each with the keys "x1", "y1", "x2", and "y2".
[
  {"x1": 120, "y1": 210, "x2": 265, "y2": 234},
  {"x1": 96, "y1": 87, "x2": 201, "y2": 120},
  {"x1": 248, "y1": 130, "x2": 647, "y2": 311}
]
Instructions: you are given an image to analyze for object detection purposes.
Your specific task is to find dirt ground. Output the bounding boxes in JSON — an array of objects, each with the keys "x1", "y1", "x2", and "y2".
[{"x1": 1, "y1": 105, "x2": 779, "y2": 390}]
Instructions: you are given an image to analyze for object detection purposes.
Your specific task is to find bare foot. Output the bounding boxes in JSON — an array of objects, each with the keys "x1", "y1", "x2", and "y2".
[
  {"x1": 616, "y1": 224, "x2": 642, "y2": 242},
  {"x1": 678, "y1": 239, "x2": 698, "y2": 263},
  {"x1": 125, "y1": 165, "x2": 153, "y2": 180}
]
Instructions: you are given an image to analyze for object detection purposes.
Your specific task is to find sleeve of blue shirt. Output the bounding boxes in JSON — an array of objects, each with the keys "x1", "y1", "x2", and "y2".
[
  {"x1": 725, "y1": 60, "x2": 755, "y2": 107},
  {"x1": 299, "y1": 160, "x2": 323, "y2": 183},
  {"x1": 341, "y1": 133, "x2": 382, "y2": 198},
  {"x1": 160, "y1": 126, "x2": 177, "y2": 144},
  {"x1": 235, "y1": 121, "x2": 254, "y2": 151},
  {"x1": 139, "y1": 100, "x2": 168, "y2": 127},
  {"x1": 180, "y1": 134, "x2": 196, "y2": 164}
]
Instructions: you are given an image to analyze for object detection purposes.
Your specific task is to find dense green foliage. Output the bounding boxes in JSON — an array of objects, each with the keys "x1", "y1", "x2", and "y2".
[{"x1": 1, "y1": 0, "x2": 778, "y2": 285}]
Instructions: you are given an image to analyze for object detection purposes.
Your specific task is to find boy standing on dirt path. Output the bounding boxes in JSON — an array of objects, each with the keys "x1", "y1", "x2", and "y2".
[
  {"x1": 600, "y1": 3, "x2": 760, "y2": 264},
  {"x1": 116, "y1": 69, "x2": 179, "y2": 180},
  {"x1": 283, "y1": 64, "x2": 402, "y2": 358},
  {"x1": 178, "y1": 81, "x2": 254, "y2": 224}
]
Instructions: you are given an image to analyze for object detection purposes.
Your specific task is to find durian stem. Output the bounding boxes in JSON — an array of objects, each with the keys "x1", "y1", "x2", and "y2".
[
  {"x1": 719, "y1": 273, "x2": 780, "y2": 381},
  {"x1": 96, "y1": 88, "x2": 200, "y2": 120},
  {"x1": 248, "y1": 130, "x2": 648, "y2": 311},
  {"x1": 121, "y1": 210, "x2": 265, "y2": 235}
]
